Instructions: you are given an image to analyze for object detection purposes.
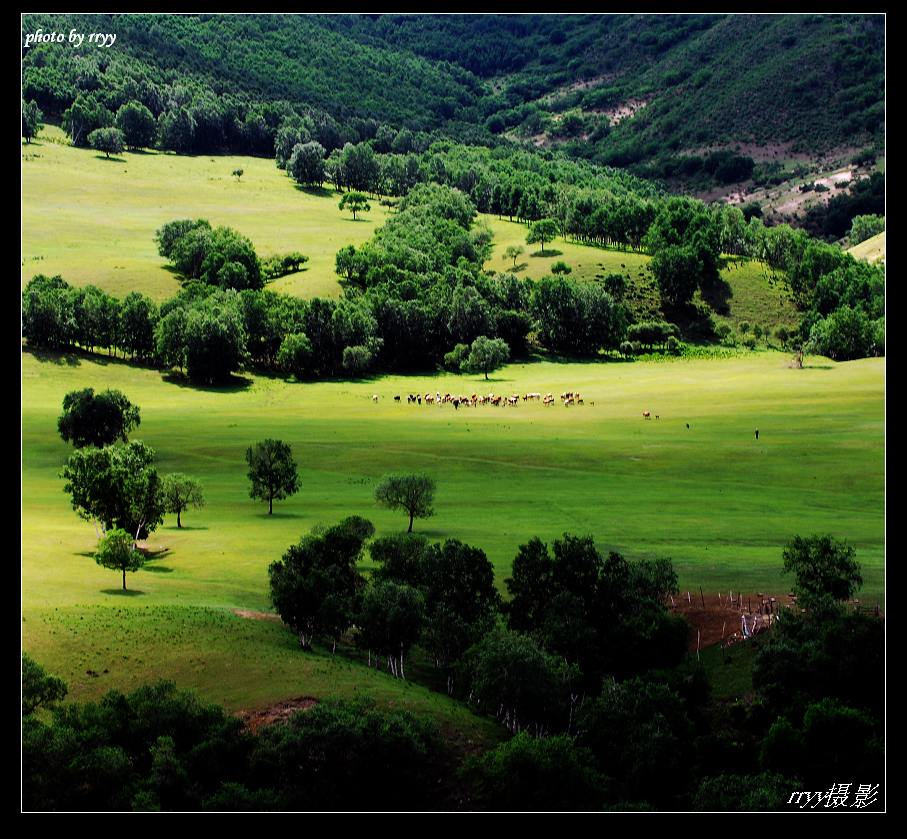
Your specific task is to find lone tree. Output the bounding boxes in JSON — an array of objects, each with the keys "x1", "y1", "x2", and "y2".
[
  {"x1": 58, "y1": 388, "x2": 141, "y2": 448},
  {"x1": 504, "y1": 245, "x2": 524, "y2": 268},
  {"x1": 339, "y1": 191, "x2": 371, "y2": 221},
  {"x1": 160, "y1": 473, "x2": 206, "y2": 528},
  {"x1": 375, "y1": 474, "x2": 436, "y2": 533},
  {"x1": 782, "y1": 535, "x2": 863, "y2": 605},
  {"x1": 88, "y1": 126, "x2": 126, "y2": 158},
  {"x1": 467, "y1": 335, "x2": 510, "y2": 380},
  {"x1": 94, "y1": 527, "x2": 145, "y2": 591},
  {"x1": 246, "y1": 439, "x2": 300, "y2": 514},
  {"x1": 527, "y1": 218, "x2": 559, "y2": 256},
  {"x1": 22, "y1": 99, "x2": 43, "y2": 144}
]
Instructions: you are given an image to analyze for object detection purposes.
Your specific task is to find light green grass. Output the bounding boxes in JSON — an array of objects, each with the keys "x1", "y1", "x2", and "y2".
[
  {"x1": 22, "y1": 125, "x2": 391, "y2": 302},
  {"x1": 847, "y1": 231, "x2": 886, "y2": 265},
  {"x1": 24, "y1": 130, "x2": 799, "y2": 333},
  {"x1": 22, "y1": 349, "x2": 884, "y2": 712}
]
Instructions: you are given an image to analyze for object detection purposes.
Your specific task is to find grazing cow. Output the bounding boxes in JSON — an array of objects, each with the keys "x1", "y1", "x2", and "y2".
[
  {"x1": 417, "y1": 396, "x2": 422, "y2": 405},
  {"x1": 655, "y1": 415, "x2": 659, "y2": 419},
  {"x1": 372, "y1": 394, "x2": 379, "y2": 403},
  {"x1": 394, "y1": 395, "x2": 401, "y2": 402},
  {"x1": 643, "y1": 411, "x2": 650, "y2": 419}
]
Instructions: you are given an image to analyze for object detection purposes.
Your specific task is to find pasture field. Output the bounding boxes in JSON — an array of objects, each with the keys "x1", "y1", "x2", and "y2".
[
  {"x1": 848, "y1": 230, "x2": 886, "y2": 265},
  {"x1": 22, "y1": 127, "x2": 799, "y2": 331},
  {"x1": 22, "y1": 348, "x2": 884, "y2": 714}
]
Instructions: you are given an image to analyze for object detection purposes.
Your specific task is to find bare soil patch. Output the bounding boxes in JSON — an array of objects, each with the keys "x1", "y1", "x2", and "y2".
[
  {"x1": 233, "y1": 608, "x2": 281, "y2": 623},
  {"x1": 669, "y1": 590, "x2": 798, "y2": 652},
  {"x1": 236, "y1": 697, "x2": 319, "y2": 733}
]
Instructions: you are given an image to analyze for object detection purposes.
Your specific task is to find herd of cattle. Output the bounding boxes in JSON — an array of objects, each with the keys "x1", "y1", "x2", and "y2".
[{"x1": 372, "y1": 391, "x2": 592, "y2": 408}]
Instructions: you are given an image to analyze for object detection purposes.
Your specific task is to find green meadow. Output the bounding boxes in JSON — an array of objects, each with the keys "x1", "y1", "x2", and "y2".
[
  {"x1": 23, "y1": 126, "x2": 799, "y2": 331},
  {"x1": 21, "y1": 130, "x2": 883, "y2": 725},
  {"x1": 22, "y1": 348, "x2": 884, "y2": 713}
]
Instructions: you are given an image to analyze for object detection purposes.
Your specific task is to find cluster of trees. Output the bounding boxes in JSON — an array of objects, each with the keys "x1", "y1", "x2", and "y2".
[
  {"x1": 21, "y1": 526, "x2": 883, "y2": 812},
  {"x1": 23, "y1": 671, "x2": 445, "y2": 811},
  {"x1": 57, "y1": 390, "x2": 205, "y2": 586},
  {"x1": 155, "y1": 219, "x2": 263, "y2": 291}
]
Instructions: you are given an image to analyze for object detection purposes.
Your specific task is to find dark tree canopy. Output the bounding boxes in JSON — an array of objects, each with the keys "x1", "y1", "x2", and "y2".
[
  {"x1": 245, "y1": 439, "x2": 300, "y2": 514},
  {"x1": 782, "y1": 534, "x2": 863, "y2": 605},
  {"x1": 57, "y1": 388, "x2": 141, "y2": 448},
  {"x1": 268, "y1": 516, "x2": 374, "y2": 649}
]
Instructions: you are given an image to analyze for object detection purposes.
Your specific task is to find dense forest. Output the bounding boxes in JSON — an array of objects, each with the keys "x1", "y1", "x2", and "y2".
[{"x1": 23, "y1": 14, "x2": 884, "y2": 182}]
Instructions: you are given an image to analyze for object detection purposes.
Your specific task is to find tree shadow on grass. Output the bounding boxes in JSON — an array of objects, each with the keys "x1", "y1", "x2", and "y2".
[
  {"x1": 101, "y1": 588, "x2": 145, "y2": 596},
  {"x1": 253, "y1": 510, "x2": 305, "y2": 519},
  {"x1": 22, "y1": 346, "x2": 81, "y2": 366},
  {"x1": 161, "y1": 371, "x2": 253, "y2": 393},
  {"x1": 94, "y1": 155, "x2": 127, "y2": 163},
  {"x1": 293, "y1": 184, "x2": 334, "y2": 199},
  {"x1": 141, "y1": 565, "x2": 174, "y2": 573},
  {"x1": 162, "y1": 525, "x2": 209, "y2": 531},
  {"x1": 699, "y1": 273, "x2": 733, "y2": 316},
  {"x1": 802, "y1": 364, "x2": 834, "y2": 370},
  {"x1": 510, "y1": 262, "x2": 529, "y2": 273},
  {"x1": 530, "y1": 249, "x2": 563, "y2": 258}
]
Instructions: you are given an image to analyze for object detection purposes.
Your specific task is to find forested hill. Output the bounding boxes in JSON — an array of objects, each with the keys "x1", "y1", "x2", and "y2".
[{"x1": 23, "y1": 13, "x2": 884, "y2": 171}]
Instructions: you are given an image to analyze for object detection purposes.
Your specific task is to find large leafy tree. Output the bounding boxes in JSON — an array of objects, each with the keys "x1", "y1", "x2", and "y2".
[
  {"x1": 245, "y1": 439, "x2": 299, "y2": 514},
  {"x1": 22, "y1": 98, "x2": 43, "y2": 143},
  {"x1": 526, "y1": 218, "x2": 559, "y2": 255},
  {"x1": 288, "y1": 140, "x2": 326, "y2": 188},
  {"x1": 61, "y1": 440, "x2": 165, "y2": 539},
  {"x1": 116, "y1": 100, "x2": 157, "y2": 149},
  {"x1": 268, "y1": 516, "x2": 374, "y2": 649},
  {"x1": 57, "y1": 388, "x2": 141, "y2": 448},
  {"x1": 88, "y1": 127, "x2": 126, "y2": 159},
  {"x1": 466, "y1": 335, "x2": 509, "y2": 380},
  {"x1": 782, "y1": 534, "x2": 863, "y2": 606},
  {"x1": 338, "y1": 191, "x2": 371, "y2": 221}
]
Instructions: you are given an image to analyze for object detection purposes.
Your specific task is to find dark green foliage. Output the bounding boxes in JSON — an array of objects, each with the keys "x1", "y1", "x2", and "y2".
[
  {"x1": 61, "y1": 440, "x2": 165, "y2": 539},
  {"x1": 22, "y1": 654, "x2": 68, "y2": 717},
  {"x1": 460, "y1": 628, "x2": 582, "y2": 736},
  {"x1": 22, "y1": 98, "x2": 44, "y2": 142},
  {"x1": 248, "y1": 699, "x2": 442, "y2": 811},
  {"x1": 356, "y1": 581, "x2": 425, "y2": 677},
  {"x1": 341, "y1": 344, "x2": 373, "y2": 375},
  {"x1": 268, "y1": 517, "x2": 373, "y2": 648},
  {"x1": 693, "y1": 772, "x2": 800, "y2": 811},
  {"x1": 781, "y1": 534, "x2": 862, "y2": 605},
  {"x1": 848, "y1": 213, "x2": 884, "y2": 245},
  {"x1": 576, "y1": 677, "x2": 695, "y2": 808},
  {"x1": 530, "y1": 276, "x2": 627, "y2": 356},
  {"x1": 62, "y1": 92, "x2": 113, "y2": 146},
  {"x1": 808, "y1": 306, "x2": 878, "y2": 361},
  {"x1": 506, "y1": 535, "x2": 685, "y2": 687},
  {"x1": 245, "y1": 438, "x2": 300, "y2": 515},
  {"x1": 57, "y1": 388, "x2": 141, "y2": 448},
  {"x1": 461, "y1": 732, "x2": 606, "y2": 811},
  {"x1": 276, "y1": 332, "x2": 314, "y2": 378},
  {"x1": 116, "y1": 100, "x2": 156, "y2": 149},
  {"x1": 156, "y1": 218, "x2": 262, "y2": 291}
]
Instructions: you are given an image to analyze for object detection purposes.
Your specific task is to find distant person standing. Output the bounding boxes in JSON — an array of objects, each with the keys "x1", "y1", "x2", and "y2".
[{"x1": 755, "y1": 428, "x2": 759, "y2": 440}]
